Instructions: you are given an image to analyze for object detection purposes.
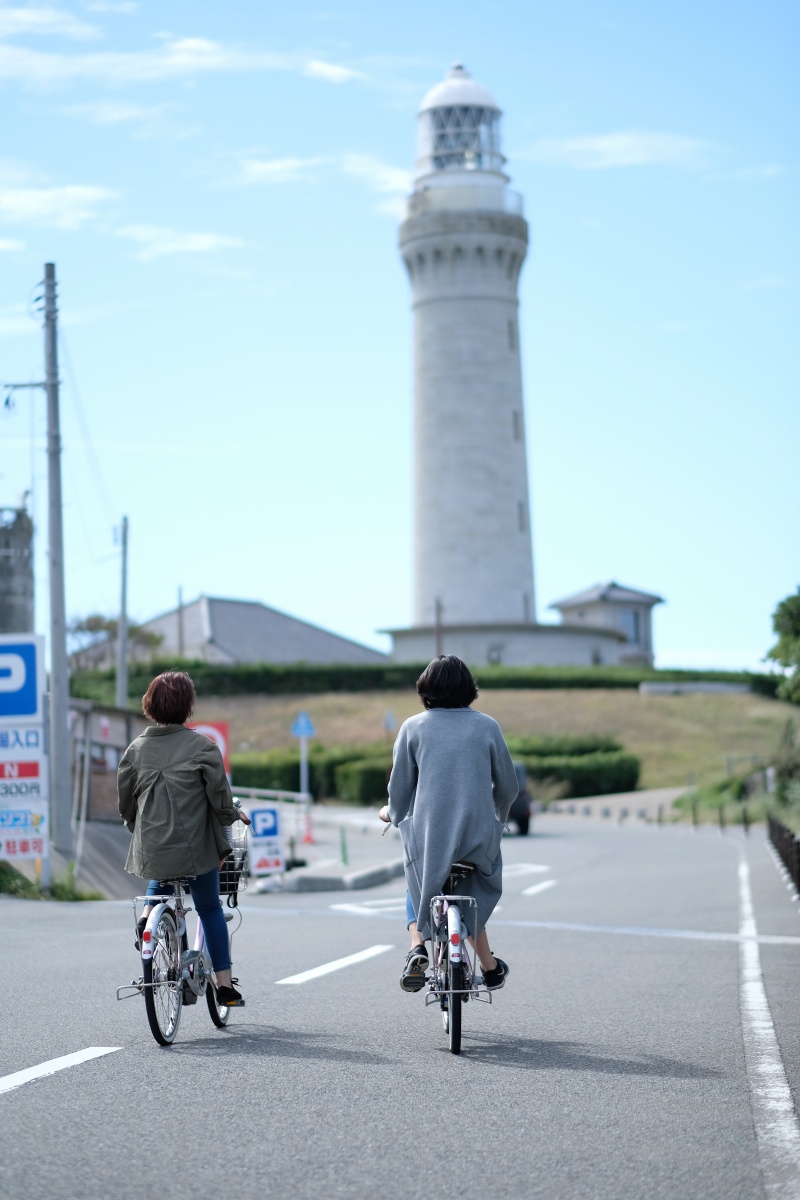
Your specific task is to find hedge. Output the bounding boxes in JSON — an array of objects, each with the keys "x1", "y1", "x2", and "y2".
[
  {"x1": 231, "y1": 744, "x2": 388, "y2": 798},
  {"x1": 519, "y1": 751, "x2": 640, "y2": 797},
  {"x1": 506, "y1": 734, "x2": 621, "y2": 757},
  {"x1": 333, "y1": 759, "x2": 393, "y2": 806},
  {"x1": 69, "y1": 659, "x2": 782, "y2": 704}
]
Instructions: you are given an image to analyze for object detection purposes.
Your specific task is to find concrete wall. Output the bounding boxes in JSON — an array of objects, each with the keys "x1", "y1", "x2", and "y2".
[
  {"x1": 390, "y1": 624, "x2": 626, "y2": 668},
  {"x1": 558, "y1": 600, "x2": 655, "y2": 666},
  {"x1": 399, "y1": 209, "x2": 536, "y2": 628}
]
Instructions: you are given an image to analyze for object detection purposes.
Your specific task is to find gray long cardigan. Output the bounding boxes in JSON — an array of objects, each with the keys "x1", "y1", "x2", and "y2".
[
  {"x1": 387, "y1": 708, "x2": 519, "y2": 938},
  {"x1": 117, "y1": 724, "x2": 238, "y2": 880}
]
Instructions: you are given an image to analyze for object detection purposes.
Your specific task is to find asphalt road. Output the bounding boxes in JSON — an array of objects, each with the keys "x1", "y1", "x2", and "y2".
[{"x1": 2, "y1": 818, "x2": 799, "y2": 1200}]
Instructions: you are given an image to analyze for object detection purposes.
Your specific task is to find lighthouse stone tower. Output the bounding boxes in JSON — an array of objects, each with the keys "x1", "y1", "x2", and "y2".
[{"x1": 388, "y1": 65, "x2": 537, "y2": 666}]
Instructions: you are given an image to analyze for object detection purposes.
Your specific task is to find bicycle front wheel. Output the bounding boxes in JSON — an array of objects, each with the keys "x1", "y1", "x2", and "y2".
[
  {"x1": 143, "y1": 911, "x2": 182, "y2": 1046},
  {"x1": 447, "y1": 956, "x2": 463, "y2": 1055}
]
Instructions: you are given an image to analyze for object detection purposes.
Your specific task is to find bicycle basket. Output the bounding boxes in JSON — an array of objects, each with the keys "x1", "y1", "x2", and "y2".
[{"x1": 219, "y1": 820, "x2": 249, "y2": 895}]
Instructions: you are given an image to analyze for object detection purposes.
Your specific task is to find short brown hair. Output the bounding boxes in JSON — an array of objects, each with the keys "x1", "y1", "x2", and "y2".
[
  {"x1": 142, "y1": 671, "x2": 196, "y2": 725},
  {"x1": 417, "y1": 655, "x2": 478, "y2": 709}
]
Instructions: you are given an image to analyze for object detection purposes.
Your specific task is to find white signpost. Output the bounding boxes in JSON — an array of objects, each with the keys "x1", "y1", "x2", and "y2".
[
  {"x1": 291, "y1": 711, "x2": 315, "y2": 796},
  {"x1": 0, "y1": 634, "x2": 49, "y2": 885}
]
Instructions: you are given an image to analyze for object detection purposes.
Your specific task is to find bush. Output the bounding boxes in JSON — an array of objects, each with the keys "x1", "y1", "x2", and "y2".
[
  {"x1": 506, "y1": 734, "x2": 621, "y2": 757},
  {"x1": 519, "y1": 751, "x2": 640, "y2": 797},
  {"x1": 231, "y1": 743, "x2": 389, "y2": 798},
  {"x1": 0, "y1": 860, "x2": 103, "y2": 901},
  {"x1": 69, "y1": 660, "x2": 781, "y2": 703},
  {"x1": 333, "y1": 759, "x2": 392, "y2": 806}
]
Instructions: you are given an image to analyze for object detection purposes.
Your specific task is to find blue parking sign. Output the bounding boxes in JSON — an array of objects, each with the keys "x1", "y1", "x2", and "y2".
[{"x1": 0, "y1": 637, "x2": 44, "y2": 721}]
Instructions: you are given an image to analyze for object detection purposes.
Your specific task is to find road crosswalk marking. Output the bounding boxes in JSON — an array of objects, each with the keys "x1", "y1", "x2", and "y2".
[
  {"x1": 275, "y1": 944, "x2": 394, "y2": 985},
  {"x1": 0, "y1": 1047, "x2": 121, "y2": 1097},
  {"x1": 522, "y1": 879, "x2": 557, "y2": 897}
]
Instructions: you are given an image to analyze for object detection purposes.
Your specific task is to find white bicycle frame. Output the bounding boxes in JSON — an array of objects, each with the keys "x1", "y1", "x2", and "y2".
[
  {"x1": 425, "y1": 892, "x2": 492, "y2": 1007},
  {"x1": 116, "y1": 885, "x2": 214, "y2": 1002}
]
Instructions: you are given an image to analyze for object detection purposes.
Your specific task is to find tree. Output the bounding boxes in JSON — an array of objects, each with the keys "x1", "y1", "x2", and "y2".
[
  {"x1": 767, "y1": 588, "x2": 800, "y2": 705},
  {"x1": 68, "y1": 614, "x2": 163, "y2": 670}
]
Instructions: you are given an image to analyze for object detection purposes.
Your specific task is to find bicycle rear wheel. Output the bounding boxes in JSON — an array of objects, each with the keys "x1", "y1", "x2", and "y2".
[
  {"x1": 447, "y1": 954, "x2": 463, "y2": 1055},
  {"x1": 206, "y1": 981, "x2": 230, "y2": 1027},
  {"x1": 143, "y1": 911, "x2": 182, "y2": 1045}
]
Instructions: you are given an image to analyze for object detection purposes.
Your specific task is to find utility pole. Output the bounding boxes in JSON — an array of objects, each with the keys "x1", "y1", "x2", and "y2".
[
  {"x1": 177, "y1": 586, "x2": 184, "y2": 658},
  {"x1": 434, "y1": 597, "x2": 443, "y2": 658},
  {"x1": 44, "y1": 263, "x2": 72, "y2": 857},
  {"x1": 116, "y1": 515, "x2": 128, "y2": 708}
]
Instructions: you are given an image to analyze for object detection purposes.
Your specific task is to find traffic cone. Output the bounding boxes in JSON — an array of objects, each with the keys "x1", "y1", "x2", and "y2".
[{"x1": 302, "y1": 806, "x2": 314, "y2": 845}]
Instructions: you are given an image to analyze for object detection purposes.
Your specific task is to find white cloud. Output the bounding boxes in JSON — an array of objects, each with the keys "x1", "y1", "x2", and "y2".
[
  {"x1": 340, "y1": 153, "x2": 411, "y2": 217},
  {"x1": 0, "y1": 35, "x2": 364, "y2": 89},
  {"x1": 742, "y1": 274, "x2": 788, "y2": 292},
  {"x1": 84, "y1": 1, "x2": 138, "y2": 11},
  {"x1": 116, "y1": 224, "x2": 244, "y2": 260},
  {"x1": 0, "y1": 236, "x2": 24, "y2": 250},
  {"x1": 238, "y1": 156, "x2": 329, "y2": 185},
  {"x1": 303, "y1": 58, "x2": 363, "y2": 83},
  {"x1": 0, "y1": 302, "x2": 36, "y2": 337},
  {"x1": 526, "y1": 132, "x2": 709, "y2": 170},
  {"x1": 61, "y1": 99, "x2": 162, "y2": 123},
  {"x1": 734, "y1": 164, "x2": 787, "y2": 180},
  {"x1": 0, "y1": 5, "x2": 100, "y2": 40},
  {"x1": 0, "y1": 172, "x2": 116, "y2": 228}
]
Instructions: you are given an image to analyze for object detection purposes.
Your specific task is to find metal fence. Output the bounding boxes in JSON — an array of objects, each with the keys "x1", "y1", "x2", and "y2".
[{"x1": 768, "y1": 815, "x2": 800, "y2": 891}]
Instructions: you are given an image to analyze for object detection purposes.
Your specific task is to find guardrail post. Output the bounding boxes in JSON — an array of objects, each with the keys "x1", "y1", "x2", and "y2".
[
  {"x1": 718, "y1": 804, "x2": 726, "y2": 834},
  {"x1": 742, "y1": 806, "x2": 750, "y2": 836},
  {"x1": 692, "y1": 798, "x2": 699, "y2": 830}
]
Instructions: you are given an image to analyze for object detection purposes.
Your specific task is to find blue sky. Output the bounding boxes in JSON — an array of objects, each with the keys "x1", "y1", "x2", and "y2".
[{"x1": 0, "y1": 1, "x2": 797, "y2": 670}]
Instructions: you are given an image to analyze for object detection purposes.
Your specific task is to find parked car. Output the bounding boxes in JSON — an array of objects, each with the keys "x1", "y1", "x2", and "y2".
[{"x1": 508, "y1": 762, "x2": 532, "y2": 836}]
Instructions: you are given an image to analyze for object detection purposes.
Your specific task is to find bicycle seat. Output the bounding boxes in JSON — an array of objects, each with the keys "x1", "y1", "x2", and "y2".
[{"x1": 449, "y1": 862, "x2": 475, "y2": 877}]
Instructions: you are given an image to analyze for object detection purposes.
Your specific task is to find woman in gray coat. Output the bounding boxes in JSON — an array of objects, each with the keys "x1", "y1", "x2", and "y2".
[
  {"x1": 118, "y1": 670, "x2": 250, "y2": 1008},
  {"x1": 379, "y1": 655, "x2": 519, "y2": 994}
]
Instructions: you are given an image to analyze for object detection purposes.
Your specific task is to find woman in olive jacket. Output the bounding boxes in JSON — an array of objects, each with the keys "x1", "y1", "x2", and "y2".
[{"x1": 118, "y1": 670, "x2": 250, "y2": 1007}]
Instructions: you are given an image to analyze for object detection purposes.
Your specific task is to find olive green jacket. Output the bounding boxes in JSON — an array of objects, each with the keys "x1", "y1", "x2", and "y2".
[{"x1": 117, "y1": 724, "x2": 238, "y2": 880}]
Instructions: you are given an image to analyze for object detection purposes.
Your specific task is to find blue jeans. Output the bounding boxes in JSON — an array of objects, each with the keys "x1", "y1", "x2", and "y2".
[
  {"x1": 146, "y1": 868, "x2": 231, "y2": 972},
  {"x1": 406, "y1": 890, "x2": 416, "y2": 928}
]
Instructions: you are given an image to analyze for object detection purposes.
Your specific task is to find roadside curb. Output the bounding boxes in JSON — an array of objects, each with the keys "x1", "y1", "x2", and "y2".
[{"x1": 257, "y1": 858, "x2": 405, "y2": 894}]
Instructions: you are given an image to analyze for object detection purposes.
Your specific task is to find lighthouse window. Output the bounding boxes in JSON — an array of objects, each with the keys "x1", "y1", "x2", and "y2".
[
  {"x1": 512, "y1": 410, "x2": 522, "y2": 441},
  {"x1": 426, "y1": 105, "x2": 503, "y2": 173},
  {"x1": 508, "y1": 320, "x2": 517, "y2": 351}
]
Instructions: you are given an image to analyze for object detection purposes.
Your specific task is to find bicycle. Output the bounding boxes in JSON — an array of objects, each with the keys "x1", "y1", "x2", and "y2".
[
  {"x1": 425, "y1": 862, "x2": 493, "y2": 1056},
  {"x1": 116, "y1": 816, "x2": 249, "y2": 1045}
]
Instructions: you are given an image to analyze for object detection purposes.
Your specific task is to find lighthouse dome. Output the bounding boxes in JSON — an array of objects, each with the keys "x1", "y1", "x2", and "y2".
[{"x1": 415, "y1": 64, "x2": 506, "y2": 184}]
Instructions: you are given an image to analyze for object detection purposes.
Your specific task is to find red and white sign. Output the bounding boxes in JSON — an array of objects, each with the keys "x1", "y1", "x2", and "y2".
[
  {"x1": 188, "y1": 721, "x2": 230, "y2": 774},
  {"x1": 0, "y1": 761, "x2": 39, "y2": 779}
]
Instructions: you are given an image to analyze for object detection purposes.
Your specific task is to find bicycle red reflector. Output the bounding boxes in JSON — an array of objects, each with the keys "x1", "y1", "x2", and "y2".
[
  {"x1": 450, "y1": 932, "x2": 460, "y2": 945},
  {"x1": 143, "y1": 930, "x2": 152, "y2": 942}
]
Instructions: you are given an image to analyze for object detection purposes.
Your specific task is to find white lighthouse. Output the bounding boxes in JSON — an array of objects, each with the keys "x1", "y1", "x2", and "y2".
[
  {"x1": 386, "y1": 65, "x2": 658, "y2": 668},
  {"x1": 388, "y1": 64, "x2": 538, "y2": 665}
]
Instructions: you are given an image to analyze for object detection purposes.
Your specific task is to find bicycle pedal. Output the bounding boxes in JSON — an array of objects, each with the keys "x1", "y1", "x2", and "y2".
[{"x1": 224, "y1": 913, "x2": 234, "y2": 923}]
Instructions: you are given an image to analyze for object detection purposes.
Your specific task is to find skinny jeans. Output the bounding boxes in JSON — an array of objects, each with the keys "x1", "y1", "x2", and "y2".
[{"x1": 145, "y1": 867, "x2": 231, "y2": 971}]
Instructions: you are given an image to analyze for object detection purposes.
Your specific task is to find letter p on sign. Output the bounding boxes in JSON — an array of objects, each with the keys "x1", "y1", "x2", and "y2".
[{"x1": 0, "y1": 640, "x2": 40, "y2": 719}]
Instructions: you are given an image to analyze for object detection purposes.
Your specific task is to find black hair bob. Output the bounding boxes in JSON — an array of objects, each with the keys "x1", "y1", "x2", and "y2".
[{"x1": 416, "y1": 655, "x2": 479, "y2": 709}]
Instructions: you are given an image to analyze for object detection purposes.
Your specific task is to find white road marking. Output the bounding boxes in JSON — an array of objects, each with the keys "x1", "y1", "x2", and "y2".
[
  {"x1": 0, "y1": 1047, "x2": 121, "y2": 1097},
  {"x1": 737, "y1": 855, "x2": 800, "y2": 1196},
  {"x1": 494, "y1": 917, "x2": 800, "y2": 946},
  {"x1": 503, "y1": 863, "x2": 551, "y2": 877},
  {"x1": 331, "y1": 899, "x2": 406, "y2": 916},
  {"x1": 522, "y1": 879, "x2": 557, "y2": 897},
  {"x1": 275, "y1": 944, "x2": 394, "y2": 985}
]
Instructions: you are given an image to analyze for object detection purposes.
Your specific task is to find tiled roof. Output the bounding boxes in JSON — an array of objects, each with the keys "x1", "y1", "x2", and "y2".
[
  {"x1": 202, "y1": 597, "x2": 387, "y2": 665},
  {"x1": 549, "y1": 581, "x2": 664, "y2": 610}
]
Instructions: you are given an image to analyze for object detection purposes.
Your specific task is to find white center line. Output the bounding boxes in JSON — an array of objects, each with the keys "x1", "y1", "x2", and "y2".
[
  {"x1": 275, "y1": 944, "x2": 394, "y2": 985},
  {"x1": 0, "y1": 1047, "x2": 121, "y2": 1097},
  {"x1": 522, "y1": 879, "x2": 557, "y2": 898},
  {"x1": 738, "y1": 854, "x2": 800, "y2": 1196}
]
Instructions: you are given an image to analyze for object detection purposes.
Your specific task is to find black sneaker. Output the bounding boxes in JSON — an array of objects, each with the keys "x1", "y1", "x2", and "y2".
[
  {"x1": 482, "y1": 957, "x2": 509, "y2": 990},
  {"x1": 215, "y1": 981, "x2": 245, "y2": 1007},
  {"x1": 400, "y1": 947, "x2": 428, "y2": 993}
]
